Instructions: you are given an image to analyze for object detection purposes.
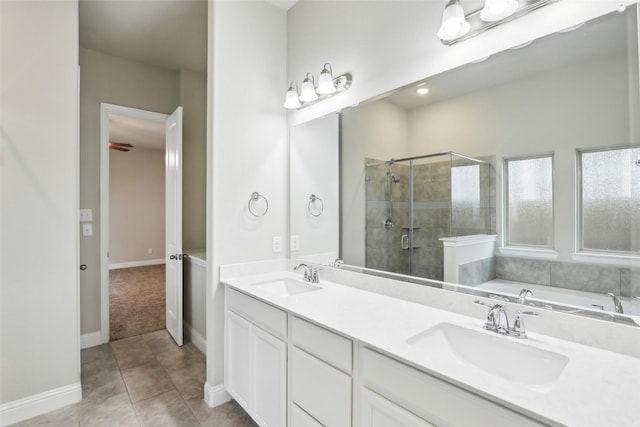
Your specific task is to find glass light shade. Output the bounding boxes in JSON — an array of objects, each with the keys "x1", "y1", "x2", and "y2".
[
  {"x1": 480, "y1": 0, "x2": 518, "y2": 22},
  {"x1": 283, "y1": 87, "x2": 301, "y2": 109},
  {"x1": 437, "y1": 0, "x2": 470, "y2": 41},
  {"x1": 317, "y1": 68, "x2": 336, "y2": 95},
  {"x1": 299, "y1": 75, "x2": 318, "y2": 103}
]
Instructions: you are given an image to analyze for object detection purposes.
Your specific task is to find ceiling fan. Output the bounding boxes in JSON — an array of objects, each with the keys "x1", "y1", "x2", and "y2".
[{"x1": 109, "y1": 142, "x2": 133, "y2": 152}]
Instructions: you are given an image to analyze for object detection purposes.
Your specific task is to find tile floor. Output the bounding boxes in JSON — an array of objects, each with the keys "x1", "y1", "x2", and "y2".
[{"x1": 12, "y1": 330, "x2": 257, "y2": 427}]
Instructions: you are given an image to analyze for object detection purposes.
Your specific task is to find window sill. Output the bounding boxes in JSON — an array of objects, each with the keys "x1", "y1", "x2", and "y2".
[
  {"x1": 571, "y1": 252, "x2": 640, "y2": 267},
  {"x1": 497, "y1": 247, "x2": 559, "y2": 260}
]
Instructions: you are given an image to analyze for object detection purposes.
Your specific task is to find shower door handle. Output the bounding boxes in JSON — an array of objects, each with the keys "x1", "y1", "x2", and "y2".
[{"x1": 401, "y1": 234, "x2": 409, "y2": 250}]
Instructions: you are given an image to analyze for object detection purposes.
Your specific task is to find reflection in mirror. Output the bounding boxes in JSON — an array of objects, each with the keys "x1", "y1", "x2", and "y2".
[
  {"x1": 291, "y1": 6, "x2": 640, "y2": 324},
  {"x1": 290, "y1": 114, "x2": 339, "y2": 263}
]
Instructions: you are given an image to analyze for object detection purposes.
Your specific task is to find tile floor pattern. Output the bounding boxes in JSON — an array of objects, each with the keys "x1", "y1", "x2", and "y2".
[{"x1": 12, "y1": 330, "x2": 257, "y2": 427}]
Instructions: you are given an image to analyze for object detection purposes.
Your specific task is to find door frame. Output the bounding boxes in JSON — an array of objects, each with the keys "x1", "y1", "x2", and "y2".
[{"x1": 99, "y1": 103, "x2": 170, "y2": 343}]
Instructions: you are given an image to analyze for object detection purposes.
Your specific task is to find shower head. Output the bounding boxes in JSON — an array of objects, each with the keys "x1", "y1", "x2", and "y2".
[{"x1": 387, "y1": 162, "x2": 401, "y2": 183}]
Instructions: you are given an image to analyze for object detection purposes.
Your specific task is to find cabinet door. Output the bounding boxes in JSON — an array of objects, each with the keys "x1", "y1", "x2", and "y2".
[
  {"x1": 226, "y1": 311, "x2": 251, "y2": 411},
  {"x1": 360, "y1": 387, "x2": 435, "y2": 427},
  {"x1": 253, "y1": 326, "x2": 287, "y2": 427}
]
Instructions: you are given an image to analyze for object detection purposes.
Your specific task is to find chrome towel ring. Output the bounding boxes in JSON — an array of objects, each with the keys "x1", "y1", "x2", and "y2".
[
  {"x1": 248, "y1": 192, "x2": 269, "y2": 217},
  {"x1": 308, "y1": 194, "x2": 324, "y2": 217}
]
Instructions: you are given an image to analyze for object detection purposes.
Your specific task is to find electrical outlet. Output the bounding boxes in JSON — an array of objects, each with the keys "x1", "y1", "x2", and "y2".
[
  {"x1": 291, "y1": 235, "x2": 300, "y2": 252},
  {"x1": 272, "y1": 236, "x2": 282, "y2": 253},
  {"x1": 79, "y1": 209, "x2": 92, "y2": 222},
  {"x1": 147, "y1": 248, "x2": 153, "y2": 254},
  {"x1": 82, "y1": 223, "x2": 93, "y2": 237}
]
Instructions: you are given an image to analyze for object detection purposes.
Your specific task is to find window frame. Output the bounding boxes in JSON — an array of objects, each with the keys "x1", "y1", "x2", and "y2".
[
  {"x1": 576, "y1": 145, "x2": 640, "y2": 257},
  {"x1": 503, "y1": 153, "x2": 555, "y2": 250}
]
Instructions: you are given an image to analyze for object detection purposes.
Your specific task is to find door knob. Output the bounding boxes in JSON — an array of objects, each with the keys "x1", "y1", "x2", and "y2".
[
  {"x1": 170, "y1": 254, "x2": 177, "y2": 260},
  {"x1": 80, "y1": 264, "x2": 87, "y2": 270}
]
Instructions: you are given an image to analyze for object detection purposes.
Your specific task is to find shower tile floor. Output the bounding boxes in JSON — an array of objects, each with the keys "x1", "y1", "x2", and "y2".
[{"x1": 12, "y1": 330, "x2": 256, "y2": 427}]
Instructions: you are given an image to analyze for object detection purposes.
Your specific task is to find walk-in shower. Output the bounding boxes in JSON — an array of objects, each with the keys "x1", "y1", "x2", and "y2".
[{"x1": 365, "y1": 152, "x2": 494, "y2": 280}]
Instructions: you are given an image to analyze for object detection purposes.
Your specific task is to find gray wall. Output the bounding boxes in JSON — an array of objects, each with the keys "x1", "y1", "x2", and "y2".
[
  {"x1": 109, "y1": 147, "x2": 166, "y2": 264},
  {"x1": 1, "y1": 0, "x2": 80, "y2": 406}
]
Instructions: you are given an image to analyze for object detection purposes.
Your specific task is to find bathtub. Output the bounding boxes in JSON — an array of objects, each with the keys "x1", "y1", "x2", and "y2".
[
  {"x1": 184, "y1": 249, "x2": 206, "y2": 354},
  {"x1": 476, "y1": 278, "x2": 640, "y2": 320}
]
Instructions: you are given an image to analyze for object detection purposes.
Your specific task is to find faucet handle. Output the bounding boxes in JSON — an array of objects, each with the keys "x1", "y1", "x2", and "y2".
[
  {"x1": 474, "y1": 300, "x2": 493, "y2": 308},
  {"x1": 511, "y1": 310, "x2": 539, "y2": 339}
]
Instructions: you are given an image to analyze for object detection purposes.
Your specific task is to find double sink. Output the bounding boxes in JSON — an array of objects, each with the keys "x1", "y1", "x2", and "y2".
[{"x1": 250, "y1": 275, "x2": 569, "y2": 388}]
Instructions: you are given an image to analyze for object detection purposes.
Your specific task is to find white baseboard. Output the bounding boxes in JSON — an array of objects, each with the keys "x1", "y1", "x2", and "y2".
[
  {"x1": 109, "y1": 259, "x2": 165, "y2": 270},
  {"x1": 203, "y1": 382, "x2": 230, "y2": 408},
  {"x1": 184, "y1": 322, "x2": 206, "y2": 355},
  {"x1": 80, "y1": 331, "x2": 104, "y2": 349},
  {"x1": 0, "y1": 382, "x2": 82, "y2": 427}
]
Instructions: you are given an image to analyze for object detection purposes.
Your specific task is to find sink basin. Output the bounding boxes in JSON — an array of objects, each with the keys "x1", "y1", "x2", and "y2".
[
  {"x1": 252, "y1": 278, "x2": 322, "y2": 297},
  {"x1": 406, "y1": 323, "x2": 568, "y2": 387}
]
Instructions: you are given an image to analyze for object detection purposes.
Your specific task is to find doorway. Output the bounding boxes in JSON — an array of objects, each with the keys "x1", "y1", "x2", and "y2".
[{"x1": 100, "y1": 103, "x2": 184, "y2": 345}]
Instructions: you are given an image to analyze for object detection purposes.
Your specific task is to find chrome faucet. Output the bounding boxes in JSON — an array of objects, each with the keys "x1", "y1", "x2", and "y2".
[
  {"x1": 517, "y1": 289, "x2": 533, "y2": 305},
  {"x1": 604, "y1": 292, "x2": 624, "y2": 314},
  {"x1": 475, "y1": 300, "x2": 539, "y2": 339},
  {"x1": 294, "y1": 263, "x2": 320, "y2": 283}
]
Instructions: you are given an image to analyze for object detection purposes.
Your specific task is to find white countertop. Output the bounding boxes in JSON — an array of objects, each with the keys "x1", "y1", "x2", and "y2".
[{"x1": 222, "y1": 269, "x2": 640, "y2": 427}]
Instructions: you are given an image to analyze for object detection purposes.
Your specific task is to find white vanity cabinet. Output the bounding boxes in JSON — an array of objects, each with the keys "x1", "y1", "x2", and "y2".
[
  {"x1": 359, "y1": 347, "x2": 547, "y2": 427},
  {"x1": 225, "y1": 289, "x2": 287, "y2": 427},
  {"x1": 290, "y1": 317, "x2": 353, "y2": 427}
]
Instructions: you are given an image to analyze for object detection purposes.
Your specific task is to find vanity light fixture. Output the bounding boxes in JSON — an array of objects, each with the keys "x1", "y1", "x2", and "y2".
[
  {"x1": 283, "y1": 63, "x2": 353, "y2": 110},
  {"x1": 438, "y1": 0, "x2": 555, "y2": 45}
]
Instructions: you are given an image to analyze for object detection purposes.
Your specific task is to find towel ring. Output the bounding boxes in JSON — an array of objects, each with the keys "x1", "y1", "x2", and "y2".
[
  {"x1": 308, "y1": 194, "x2": 324, "y2": 217},
  {"x1": 248, "y1": 192, "x2": 269, "y2": 217}
]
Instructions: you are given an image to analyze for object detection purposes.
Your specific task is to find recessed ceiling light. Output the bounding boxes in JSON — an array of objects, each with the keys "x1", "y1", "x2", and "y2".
[{"x1": 416, "y1": 87, "x2": 430, "y2": 95}]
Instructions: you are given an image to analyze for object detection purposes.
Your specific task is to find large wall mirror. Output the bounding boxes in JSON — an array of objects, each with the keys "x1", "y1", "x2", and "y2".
[{"x1": 290, "y1": 6, "x2": 640, "y2": 324}]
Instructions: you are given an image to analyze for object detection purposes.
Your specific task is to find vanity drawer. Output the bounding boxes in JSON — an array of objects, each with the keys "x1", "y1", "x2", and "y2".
[
  {"x1": 227, "y1": 288, "x2": 287, "y2": 339},
  {"x1": 292, "y1": 347, "x2": 351, "y2": 427},
  {"x1": 291, "y1": 403, "x2": 324, "y2": 427},
  {"x1": 359, "y1": 347, "x2": 545, "y2": 427},
  {"x1": 292, "y1": 316, "x2": 352, "y2": 373}
]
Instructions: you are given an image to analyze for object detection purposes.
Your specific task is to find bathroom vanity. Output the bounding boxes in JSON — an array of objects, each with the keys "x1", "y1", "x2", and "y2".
[{"x1": 221, "y1": 260, "x2": 640, "y2": 427}]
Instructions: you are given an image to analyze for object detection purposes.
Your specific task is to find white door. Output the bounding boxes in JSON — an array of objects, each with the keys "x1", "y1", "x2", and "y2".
[{"x1": 165, "y1": 106, "x2": 183, "y2": 346}]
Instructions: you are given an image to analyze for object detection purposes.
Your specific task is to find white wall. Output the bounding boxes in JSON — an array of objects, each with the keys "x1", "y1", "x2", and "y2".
[
  {"x1": 340, "y1": 100, "x2": 410, "y2": 266},
  {"x1": 109, "y1": 147, "x2": 166, "y2": 264},
  {"x1": 207, "y1": 0, "x2": 287, "y2": 401},
  {"x1": 290, "y1": 114, "x2": 339, "y2": 260},
  {"x1": 0, "y1": 0, "x2": 81, "y2": 421},
  {"x1": 287, "y1": 0, "x2": 638, "y2": 126}
]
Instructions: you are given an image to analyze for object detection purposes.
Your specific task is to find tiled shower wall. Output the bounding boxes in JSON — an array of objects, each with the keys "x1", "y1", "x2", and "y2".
[
  {"x1": 365, "y1": 158, "x2": 494, "y2": 281},
  {"x1": 459, "y1": 256, "x2": 640, "y2": 298}
]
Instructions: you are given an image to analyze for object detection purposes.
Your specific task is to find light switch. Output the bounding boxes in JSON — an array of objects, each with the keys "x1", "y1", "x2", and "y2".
[
  {"x1": 82, "y1": 223, "x2": 93, "y2": 237},
  {"x1": 291, "y1": 235, "x2": 300, "y2": 252},
  {"x1": 79, "y1": 209, "x2": 92, "y2": 222}
]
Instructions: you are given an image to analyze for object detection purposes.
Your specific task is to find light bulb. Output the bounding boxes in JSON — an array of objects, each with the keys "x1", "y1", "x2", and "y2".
[
  {"x1": 480, "y1": 0, "x2": 518, "y2": 22},
  {"x1": 317, "y1": 64, "x2": 336, "y2": 95},
  {"x1": 437, "y1": 0, "x2": 470, "y2": 41},
  {"x1": 299, "y1": 73, "x2": 318, "y2": 103},
  {"x1": 283, "y1": 83, "x2": 301, "y2": 109}
]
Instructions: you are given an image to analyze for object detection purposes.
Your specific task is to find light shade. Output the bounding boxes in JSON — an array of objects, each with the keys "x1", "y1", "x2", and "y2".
[
  {"x1": 317, "y1": 63, "x2": 337, "y2": 95},
  {"x1": 437, "y1": 0, "x2": 470, "y2": 41},
  {"x1": 480, "y1": 0, "x2": 519, "y2": 22},
  {"x1": 283, "y1": 82, "x2": 301, "y2": 109},
  {"x1": 299, "y1": 73, "x2": 318, "y2": 103}
]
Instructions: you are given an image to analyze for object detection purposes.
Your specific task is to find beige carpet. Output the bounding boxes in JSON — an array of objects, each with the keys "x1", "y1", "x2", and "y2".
[{"x1": 109, "y1": 265, "x2": 165, "y2": 341}]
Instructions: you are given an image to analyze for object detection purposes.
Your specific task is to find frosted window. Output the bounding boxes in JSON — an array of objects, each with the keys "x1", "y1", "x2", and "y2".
[
  {"x1": 580, "y1": 147, "x2": 640, "y2": 253},
  {"x1": 505, "y1": 156, "x2": 553, "y2": 247}
]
